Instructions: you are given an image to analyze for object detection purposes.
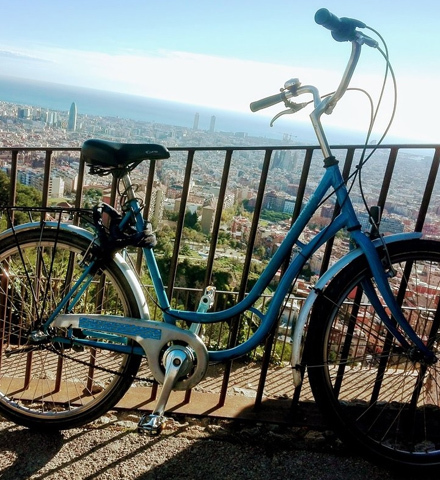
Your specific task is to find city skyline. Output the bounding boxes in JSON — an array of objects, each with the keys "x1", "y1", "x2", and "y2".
[
  {"x1": 1, "y1": 1, "x2": 440, "y2": 143},
  {"x1": 1, "y1": 96, "x2": 437, "y2": 238}
]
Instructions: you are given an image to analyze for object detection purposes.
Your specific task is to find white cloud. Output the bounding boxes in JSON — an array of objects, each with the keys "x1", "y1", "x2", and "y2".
[{"x1": 2, "y1": 44, "x2": 438, "y2": 143}]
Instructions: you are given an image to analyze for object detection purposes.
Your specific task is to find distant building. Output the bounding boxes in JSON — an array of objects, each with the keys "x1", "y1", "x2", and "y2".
[
  {"x1": 263, "y1": 191, "x2": 285, "y2": 212},
  {"x1": 18, "y1": 108, "x2": 31, "y2": 119},
  {"x1": 149, "y1": 185, "x2": 165, "y2": 225},
  {"x1": 68, "y1": 102, "x2": 77, "y2": 131},
  {"x1": 283, "y1": 198, "x2": 296, "y2": 215},
  {"x1": 46, "y1": 111, "x2": 58, "y2": 126},
  {"x1": 209, "y1": 115, "x2": 216, "y2": 133},
  {"x1": 51, "y1": 176, "x2": 65, "y2": 198},
  {"x1": 201, "y1": 205, "x2": 215, "y2": 234},
  {"x1": 358, "y1": 212, "x2": 404, "y2": 235},
  {"x1": 193, "y1": 112, "x2": 199, "y2": 131}
]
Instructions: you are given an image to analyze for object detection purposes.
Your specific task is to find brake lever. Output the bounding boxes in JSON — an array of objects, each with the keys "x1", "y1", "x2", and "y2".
[{"x1": 270, "y1": 101, "x2": 309, "y2": 126}]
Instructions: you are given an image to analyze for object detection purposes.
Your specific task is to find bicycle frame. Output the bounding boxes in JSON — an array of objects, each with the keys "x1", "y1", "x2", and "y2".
[
  {"x1": 45, "y1": 151, "x2": 431, "y2": 368},
  {"x1": 41, "y1": 35, "x2": 433, "y2": 369},
  {"x1": 134, "y1": 158, "x2": 432, "y2": 361}
]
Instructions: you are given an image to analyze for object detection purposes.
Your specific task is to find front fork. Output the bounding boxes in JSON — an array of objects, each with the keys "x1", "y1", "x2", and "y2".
[{"x1": 353, "y1": 231, "x2": 437, "y2": 365}]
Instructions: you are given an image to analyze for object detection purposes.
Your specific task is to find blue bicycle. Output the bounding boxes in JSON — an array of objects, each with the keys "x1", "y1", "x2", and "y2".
[{"x1": 0, "y1": 9, "x2": 439, "y2": 471}]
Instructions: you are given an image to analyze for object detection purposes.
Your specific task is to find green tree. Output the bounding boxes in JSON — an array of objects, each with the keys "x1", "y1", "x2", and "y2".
[
  {"x1": 260, "y1": 210, "x2": 291, "y2": 223},
  {"x1": 184, "y1": 211, "x2": 201, "y2": 230},
  {"x1": 83, "y1": 188, "x2": 103, "y2": 208},
  {"x1": 0, "y1": 170, "x2": 42, "y2": 225},
  {"x1": 155, "y1": 225, "x2": 174, "y2": 258}
]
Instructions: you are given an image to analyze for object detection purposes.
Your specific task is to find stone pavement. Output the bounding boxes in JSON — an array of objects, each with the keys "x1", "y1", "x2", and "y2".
[{"x1": 0, "y1": 412, "x2": 425, "y2": 480}]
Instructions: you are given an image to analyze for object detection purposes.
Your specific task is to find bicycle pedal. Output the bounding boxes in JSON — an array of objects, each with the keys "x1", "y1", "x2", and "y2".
[{"x1": 137, "y1": 413, "x2": 169, "y2": 435}]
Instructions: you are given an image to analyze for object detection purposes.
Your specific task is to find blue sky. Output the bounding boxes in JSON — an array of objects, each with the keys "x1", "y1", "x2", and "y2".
[{"x1": 1, "y1": 0, "x2": 440, "y2": 142}]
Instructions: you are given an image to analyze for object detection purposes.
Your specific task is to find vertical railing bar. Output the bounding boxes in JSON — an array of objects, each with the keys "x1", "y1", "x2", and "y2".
[
  {"x1": 320, "y1": 147, "x2": 355, "y2": 275},
  {"x1": 73, "y1": 151, "x2": 87, "y2": 222},
  {"x1": 257, "y1": 148, "x2": 316, "y2": 408},
  {"x1": 377, "y1": 147, "x2": 399, "y2": 212},
  {"x1": 24, "y1": 352, "x2": 33, "y2": 389},
  {"x1": 136, "y1": 159, "x2": 156, "y2": 273},
  {"x1": 143, "y1": 159, "x2": 156, "y2": 218},
  {"x1": 41, "y1": 150, "x2": 53, "y2": 209},
  {"x1": 109, "y1": 174, "x2": 119, "y2": 208},
  {"x1": 264, "y1": 147, "x2": 312, "y2": 408},
  {"x1": 167, "y1": 150, "x2": 195, "y2": 301},
  {"x1": 85, "y1": 174, "x2": 120, "y2": 388},
  {"x1": 280, "y1": 148, "x2": 314, "y2": 277},
  {"x1": 55, "y1": 355, "x2": 63, "y2": 393},
  {"x1": 294, "y1": 147, "x2": 353, "y2": 407},
  {"x1": 218, "y1": 148, "x2": 273, "y2": 407},
  {"x1": 8, "y1": 150, "x2": 18, "y2": 227},
  {"x1": 203, "y1": 149, "x2": 233, "y2": 288},
  {"x1": 414, "y1": 147, "x2": 440, "y2": 232}
]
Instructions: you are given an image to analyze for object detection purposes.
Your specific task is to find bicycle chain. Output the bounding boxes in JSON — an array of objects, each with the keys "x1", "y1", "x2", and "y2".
[{"x1": 45, "y1": 345, "x2": 155, "y2": 385}]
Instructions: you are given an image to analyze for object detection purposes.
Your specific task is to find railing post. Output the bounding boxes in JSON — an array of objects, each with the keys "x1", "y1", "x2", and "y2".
[
  {"x1": 377, "y1": 146, "x2": 399, "y2": 211},
  {"x1": 415, "y1": 147, "x2": 440, "y2": 232},
  {"x1": 74, "y1": 151, "x2": 87, "y2": 210},
  {"x1": 203, "y1": 149, "x2": 233, "y2": 288},
  {"x1": 167, "y1": 149, "x2": 195, "y2": 301},
  {"x1": 136, "y1": 159, "x2": 157, "y2": 273},
  {"x1": 218, "y1": 148, "x2": 273, "y2": 407},
  {"x1": 7, "y1": 150, "x2": 18, "y2": 226},
  {"x1": 41, "y1": 150, "x2": 53, "y2": 208},
  {"x1": 320, "y1": 147, "x2": 355, "y2": 275}
]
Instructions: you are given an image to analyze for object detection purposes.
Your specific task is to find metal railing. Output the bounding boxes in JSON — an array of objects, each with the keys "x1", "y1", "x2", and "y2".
[{"x1": 1, "y1": 143, "x2": 439, "y2": 422}]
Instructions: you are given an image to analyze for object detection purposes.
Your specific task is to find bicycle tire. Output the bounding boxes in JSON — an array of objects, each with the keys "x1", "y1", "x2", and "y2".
[
  {"x1": 306, "y1": 238, "x2": 440, "y2": 470},
  {"x1": 0, "y1": 227, "x2": 142, "y2": 430}
]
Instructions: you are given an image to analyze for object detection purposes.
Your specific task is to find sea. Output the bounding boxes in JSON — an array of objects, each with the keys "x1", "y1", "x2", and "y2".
[{"x1": 0, "y1": 75, "x2": 371, "y2": 144}]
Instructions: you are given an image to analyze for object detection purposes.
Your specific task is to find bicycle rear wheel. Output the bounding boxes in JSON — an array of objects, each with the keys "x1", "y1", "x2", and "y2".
[
  {"x1": 307, "y1": 239, "x2": 440, "y2": 470},
  {"x1": 0, "y1": 227, "x2": 142, "y2": 430}
]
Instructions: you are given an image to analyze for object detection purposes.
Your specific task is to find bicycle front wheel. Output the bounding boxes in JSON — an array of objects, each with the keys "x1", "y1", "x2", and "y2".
[
  {"x1": 0, "y1": 227, "x2": 142, "y2": 430},
  {"x1": 307, "y1": 239, "x2": 440, "y2": 470}
]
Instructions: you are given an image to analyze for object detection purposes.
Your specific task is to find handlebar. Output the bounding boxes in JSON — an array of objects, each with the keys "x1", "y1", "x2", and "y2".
[
  {"x1": 250, "y1": 9, "x2": 372, "y2": 115},
  {"x1": 314, "y1": 8, "x2": 366, "y2": 42},
  {"x1": 249, "y1": 9, "x2": 378, "y2": 158},
  {"x1": 250, "y1": 91, "x2": 291, "y2": 113}
]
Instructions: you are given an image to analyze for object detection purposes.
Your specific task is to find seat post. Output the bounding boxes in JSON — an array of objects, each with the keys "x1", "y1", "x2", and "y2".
[{"x1": 120, "y1": 172, "x2": 137, "y2": 202}]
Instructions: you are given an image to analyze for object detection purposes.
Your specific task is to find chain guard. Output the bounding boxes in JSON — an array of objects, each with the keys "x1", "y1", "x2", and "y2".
[{"x1": 53, "y1": 314, "x2": 210, "y2": 391}]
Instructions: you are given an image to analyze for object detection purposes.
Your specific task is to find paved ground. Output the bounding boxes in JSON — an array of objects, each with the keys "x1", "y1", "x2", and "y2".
[{"x1": 0, "y1": 411, "x2": 427, "y2": 480}]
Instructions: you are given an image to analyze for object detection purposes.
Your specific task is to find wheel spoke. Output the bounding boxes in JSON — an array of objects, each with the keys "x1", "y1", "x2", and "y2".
[
  {"x1": 307, "y1": 239, "x2": 440, "y2": 468},
  {"x1": 0, "y1": 229, "x2": 141, "y2": 429}
]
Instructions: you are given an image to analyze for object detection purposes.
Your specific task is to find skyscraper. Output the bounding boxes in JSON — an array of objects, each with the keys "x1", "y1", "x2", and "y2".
[
  {"x1": 193, "y1": 112, "x2": 199, "y2": 131},
  {"x1": 209, "y1": 115, "x2": 216, "y2": 133},
  {"x1": 68, "y1": 102, "x2": 77, "y2": 132}
]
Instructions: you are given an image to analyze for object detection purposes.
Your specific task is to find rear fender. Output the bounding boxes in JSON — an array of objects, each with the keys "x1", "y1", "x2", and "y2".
[{"x1": 0, "y1": 222, "x2": 150, "y2": 319}]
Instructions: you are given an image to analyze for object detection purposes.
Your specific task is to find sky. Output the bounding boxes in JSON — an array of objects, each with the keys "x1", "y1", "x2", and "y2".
[{"x1": 1, "y1": 0, "x2": 440, "y2": 142}]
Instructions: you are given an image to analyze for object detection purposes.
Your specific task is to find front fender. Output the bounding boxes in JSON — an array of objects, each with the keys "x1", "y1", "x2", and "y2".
[
  {"x1": 290, "y1": 232, "x2": 422, "y2": 386},
  {"x1": 0, "y1": 222, "x2": 150, "y2": 319}
]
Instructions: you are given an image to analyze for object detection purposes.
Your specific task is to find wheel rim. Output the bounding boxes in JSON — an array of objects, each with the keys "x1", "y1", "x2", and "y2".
[
  {"x1": 0, "y1": 230, "x2": 139, "y2": 426},
  {"x1": 309, "y1": 243, "x2": 440, "y2": 465}
]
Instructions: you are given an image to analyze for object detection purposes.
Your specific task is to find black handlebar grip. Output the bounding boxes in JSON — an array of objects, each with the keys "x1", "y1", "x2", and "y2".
[
  {"x1": 314, "y1": 8, "x2": 366, "y2": 42},
  {"x1": 315, "y1": 8, "x2": 342, "y2": 31},
  {"x1": 250, "y1": 92, "x2": 285, "y2": 112}
]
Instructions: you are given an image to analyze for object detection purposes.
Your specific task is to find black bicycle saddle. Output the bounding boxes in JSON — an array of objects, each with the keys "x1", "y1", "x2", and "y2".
[{"x1": 82, "y1": 139, "x2": 170, "y2": 169}]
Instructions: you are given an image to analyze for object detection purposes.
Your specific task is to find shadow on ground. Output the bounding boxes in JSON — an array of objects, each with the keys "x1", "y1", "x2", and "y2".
[
  {"x1": 0, "y1": 425, "x2": 63, "y2": 480},
  {"x1": 0, "y1": 414, "x2": 435, "y2": 480}
]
